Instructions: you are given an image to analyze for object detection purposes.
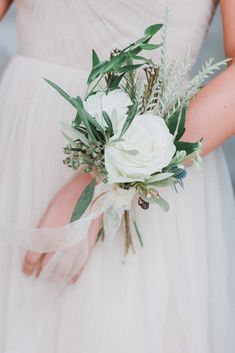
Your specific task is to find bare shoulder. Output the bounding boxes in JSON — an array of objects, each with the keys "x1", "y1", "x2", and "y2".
[{"x1": 220, "y1": 0, "x2": 235, "y2": 57}]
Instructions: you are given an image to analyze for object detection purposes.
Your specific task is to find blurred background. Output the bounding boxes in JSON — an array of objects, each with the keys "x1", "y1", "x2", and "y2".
[{"x1": 0, "y1": 5, "x2": 234, "y2": 189}]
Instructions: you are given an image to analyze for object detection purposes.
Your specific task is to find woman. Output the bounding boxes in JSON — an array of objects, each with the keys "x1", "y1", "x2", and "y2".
[{"x1": 0, "y1": 0, "x2": 234, "y2": 352}]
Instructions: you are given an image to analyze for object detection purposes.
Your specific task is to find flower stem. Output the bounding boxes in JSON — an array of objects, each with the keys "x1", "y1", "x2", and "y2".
[
  {"x1": 124, "y1": 210, "x2": 136, "y2": 256},
  {"x1": 133, "y1": 220, "x2": 144, "y2": 247},
  {"x1": 96, "y1": 227, "x2": 105, "y2": 243}
]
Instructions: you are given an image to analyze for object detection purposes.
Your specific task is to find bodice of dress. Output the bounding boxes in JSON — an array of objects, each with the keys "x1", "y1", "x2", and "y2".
[{"x1": 14, "y1": 0, "x2": 218, "y2": 70}]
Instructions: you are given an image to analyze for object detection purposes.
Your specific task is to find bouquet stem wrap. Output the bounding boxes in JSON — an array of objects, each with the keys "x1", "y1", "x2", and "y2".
[{"x1": 3, "y1": 182, "x2": 136, "y2": 353}]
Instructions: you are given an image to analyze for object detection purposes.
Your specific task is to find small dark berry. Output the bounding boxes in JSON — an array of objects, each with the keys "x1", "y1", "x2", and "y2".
[{"x1": 138, "y1": 197, "x2": 150, "y2": 210}]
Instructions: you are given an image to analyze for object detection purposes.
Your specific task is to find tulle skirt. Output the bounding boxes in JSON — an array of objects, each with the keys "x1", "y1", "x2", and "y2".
[{"x1": 0, "y1": 55, "x2": 234, "y2": 353}]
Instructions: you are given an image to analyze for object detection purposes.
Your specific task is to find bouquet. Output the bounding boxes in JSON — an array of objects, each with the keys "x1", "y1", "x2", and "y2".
[{"x1": 45, "y1": 15, "x2": 227, "y2": 256}]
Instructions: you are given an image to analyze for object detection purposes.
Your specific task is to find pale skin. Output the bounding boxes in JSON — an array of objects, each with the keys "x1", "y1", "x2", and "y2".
[{"x1": 1, "y1": 0, "x2": 235, "y2": 282}]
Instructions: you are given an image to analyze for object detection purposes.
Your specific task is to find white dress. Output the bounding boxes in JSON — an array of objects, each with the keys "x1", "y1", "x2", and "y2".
[{"x1": 0, "y1": 1, "x2": 234, "y2": 352}]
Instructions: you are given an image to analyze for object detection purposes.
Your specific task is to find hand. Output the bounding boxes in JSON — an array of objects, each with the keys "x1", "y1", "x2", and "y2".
[{"x1": 22, "y1": 172, "x2": 103, "y2": 283}]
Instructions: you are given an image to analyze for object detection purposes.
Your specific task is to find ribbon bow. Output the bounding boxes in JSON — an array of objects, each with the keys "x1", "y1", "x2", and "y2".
[{"x1": 3, "y1": 182, "x2": 137, "y2": 353}]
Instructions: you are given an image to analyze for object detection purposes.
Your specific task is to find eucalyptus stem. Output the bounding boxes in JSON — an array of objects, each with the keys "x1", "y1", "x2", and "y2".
[
  {"x1": 124, "y1": 210, "x2": 136, "y2": 256},
  {"x1": 133, "y1": 220, "x2": 144, "y2": 247}
]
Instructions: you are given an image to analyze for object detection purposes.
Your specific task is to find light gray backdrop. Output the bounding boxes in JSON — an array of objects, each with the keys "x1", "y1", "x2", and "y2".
[{"x1": 0, "y1": 5, "x2": 234, "y2": 188}]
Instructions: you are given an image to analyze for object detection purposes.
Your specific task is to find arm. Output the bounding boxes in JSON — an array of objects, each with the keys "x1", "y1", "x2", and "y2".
[
  {"x1": 0, "y1": 0, "x2": 12, "y2": 20},
  {"x1": 182, "y1": 0, "x2": 235, "y2": 155}
]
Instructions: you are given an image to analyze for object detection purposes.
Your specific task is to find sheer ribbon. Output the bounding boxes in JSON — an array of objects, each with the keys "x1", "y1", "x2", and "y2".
[{"x1": 3, "y1": 182, "x2": 136, "y2": 353}]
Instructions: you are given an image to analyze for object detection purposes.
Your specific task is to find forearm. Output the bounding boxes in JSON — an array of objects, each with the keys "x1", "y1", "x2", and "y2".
[
  {"x1": 40, "y1": 171, "x2": 94, "y2": 227},
  {"x1": 0, "y1": 0, "x2": 12, "y2": 20},
  {"x1": 182, "y1": 62, "x2": 235, "y2": 156}
]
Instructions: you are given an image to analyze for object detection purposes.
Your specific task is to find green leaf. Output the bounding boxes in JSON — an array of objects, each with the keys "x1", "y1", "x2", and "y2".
[
  {"x1": 128, "y1": 53, "x2": 151, "y2": 62},
  {"x1": 70, "y1": 178, "x2": 96, "y2": 222},
  {"x1": 73, "y1": 111, "x2": 82, "y2": 127},
  {"x1": 72, "y1": 97, "x2": 83, "y2": 127},
  {"x1": 148, "y1": 172, "x2": 174, "y2": 183},
  {"x1": 148, "y1": 177, "x2": 178, "y2": 187},
  {"x1": 128, "y1": 36, "x2": 152, "y2": 56},
  {"x1": 76, "y1": 99, "x2": 105, "y2": 135},
  {"x1": 102, "y1": 111, "x2": 113, "y2": 134},
  {"x1": 144, "y1": 23, "x2": 163, "y2": 37},
  {"x1": 106, "y1": 73, "x2": 125, "y2": 92},
  {"x1": 87, "y1": 30, "x2": 159, "y2": 86},
  {"x1": 174, "y1": 107, "x2": 186, "y2": 140},
  {"x1": 80, "y1": 106, "x2": 105, "y2": 136},
  {"x1": 61, "y1": 131, "x2": 77, "y2": 147},
  {"x1": 82, "y1": 120, "x2": 98, "y2": 144},
  {"x1": 111, "y1": 137, "x2": 125, "y2": 143},
  {"x1": 44, "y1": 79, "x2": 76, "y2": 108},
  {"x1": 122, "y1": 35, "x2": 148, "y2": 53},
  {"x1": 155, "y1": 196, "x2": 170, "y2": 212},
  {"x1": 167, "y1": 110, "x2": 178, "y2": 135},
  {"x1": 122, "y1": 39, "x2": 142, "y2": 53},
  {"x1": 74, "y1": 108, "x2": 98, "y2": 144},
  {"x1": 133, "y1": 221, "x2": 144, "y2": 247},
  {"x1": 167, "y1": 106, "x2": 187, "y2": 141},
  {"x1": 112, "y1": 64, "x2": 143, "y2": 73},
  {"x1": 87, "y1": 60, "x2": 108, "y2": 85},
  {"x1": 139, "y1": 43, "x2": 162, "y2": 50},
  {"x1": 88, "y1": 54, "x2": 127, "y2": 85},
  {"x1": 174, "y1": 140, "x2": 200, "y2": 155},
  {"x1": 176, "y1": 106, "x2": 187, "y2": 140},
  {"x1": 103, "y1": 55, "x2": 128, "y2": 75},
  {"x1": 119, "y1": 102, "x2": 138, "y2": 138},
  {"x1": 60, "y1": 121, "x2": 90, "y2": 146},
  {"x1": 73, "y1": 98, "x2": 84, "y2": 126},
  {"x1": 92, "y1": 49, "x2": 100, "y2": 68},
  {"x1": 75, "y1": 96, "x2": 84, "y2": 107}
]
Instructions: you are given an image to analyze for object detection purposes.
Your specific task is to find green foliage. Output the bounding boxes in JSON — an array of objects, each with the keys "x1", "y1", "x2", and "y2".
[
  {"x1": 149, "y1": 177, "x2": 178, "y2": 187},
  {"x1": 86, "y1": 23, "x2": 163, "y2": 98},
  {"x1": 155, "y1": 196, "x2": 170, "y2": 212},
  {"x1": 133, "y1": 220, "x2": 144, "y2": 247},
  {"x1": 102, "y1": 111, "x2": 113, "y2": 135},
  {"x1": 74, "y1": 98, "x2": 106, "y2": 144},
  {"x1": 60, "y1": 122, "x2": 90, "y2": 146},
  {"x1": 139, "y1": 43, "x2": 162, "y2": 50},
  {"x1": 70, "y1": 178, "x2": 96, "y2": 222},
  {"x1": 119, "y1": 102, "x2": 138, "y2": 138},
  {"x1": 174, "y1": 140, "x2": 200, "y2": 155},
  {"x1": 106, "y1": 73, "x2": 125, "y2": 92},
  {"x1": 44, "y1": 79, "x2": 76, "y2": 108},
  {"x1": 144, "y1": 23, "x2": 163, "y2": 36},
  {"x1": 167, "y1": 105, "x2": 187, "y2": 141},
  {"x1": 92, "y1": 49, "x2": 100, "y2": 68},
  {"x1": 112, "y1": 64, "x2": 143, "y2": 73}
]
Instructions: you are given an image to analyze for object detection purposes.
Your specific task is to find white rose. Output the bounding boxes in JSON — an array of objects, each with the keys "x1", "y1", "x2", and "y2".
[
  {"x1": 83, "y1": 90, "x2": 132, "y2": 130},
  {"x1": 104, "y1": 114, "x2": 176, "y2": 183}
]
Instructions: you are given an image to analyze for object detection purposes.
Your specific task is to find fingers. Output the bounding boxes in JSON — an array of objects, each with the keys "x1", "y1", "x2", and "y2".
[
  {"x1": 69, "y1": 221, "x2": 103, "y2": 284},
  {"x1": 69, "y1": 273, "x2": 80, "y2": 284},
  {"x1": 69, "y1": 268, "x2": 83, "y2": 284},
  {"x1": 22, "y1": 251, "x2": 54, "y2": 277},
  {"x1": 35, "y1": 252, "x2": 54, "y2": 277},
  {"x1": 22, "y1": 216, "x2": 103, "y2": 281},
  {"x1": 22, "y1": 251, "x2": 43, "y2": 276}
]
